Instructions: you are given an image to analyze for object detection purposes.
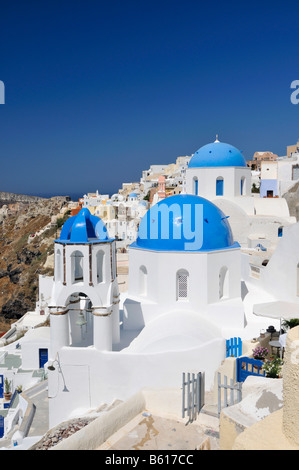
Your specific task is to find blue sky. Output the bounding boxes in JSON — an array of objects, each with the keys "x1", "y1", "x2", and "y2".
[{"x1": 0, "y1": 0, "x2": 299, "y2": 199}]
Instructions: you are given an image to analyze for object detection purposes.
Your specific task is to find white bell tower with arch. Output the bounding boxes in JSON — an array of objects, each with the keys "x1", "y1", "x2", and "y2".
[{"x1": 49, "y1": 208, "x2": 120, "y2": 360}]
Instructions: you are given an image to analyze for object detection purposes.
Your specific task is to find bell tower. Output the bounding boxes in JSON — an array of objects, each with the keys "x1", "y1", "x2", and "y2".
[{"x1": 49, "y1": 208, "x2": 120, "y2": 360}]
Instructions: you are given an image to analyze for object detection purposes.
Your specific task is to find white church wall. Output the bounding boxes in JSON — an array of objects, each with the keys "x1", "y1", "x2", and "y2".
[
  {"x1": 206, "y1": 248, "x2": 241, "y2": 304},
  {"x1": 186, "y1": 167, "x2": 251, "y2": 200},
  {"x1": 124, "y1": 246, "x2": 244, "y2": 333},
  {"x1": 48, "y1": 336, "x2": 225, "y2": 428},
  {"x1": 259, "y1": 223, "x2": 299, "y2": 302}
]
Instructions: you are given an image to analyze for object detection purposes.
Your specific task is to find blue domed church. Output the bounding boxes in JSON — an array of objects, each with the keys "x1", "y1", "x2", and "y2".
[
  {"x1": 185, "y1": 138, "x2": 251, "y2": 200},
  {"x1": 123, "y1": 193, "x2": 245, "y2": 335}
]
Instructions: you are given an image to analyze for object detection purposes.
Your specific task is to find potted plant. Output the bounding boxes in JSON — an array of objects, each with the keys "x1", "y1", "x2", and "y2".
[
  {"x1": 262, "y1": 357, "x2": 283, "y2": 378},
  {"x1": 4, "y1": 378, "x2": 12, "y2": 401},
  {"x1": 282, "y1": 318, "x2": 299, "y2": 330},
  {"x1": 252, "y1": 346, "x2": 269, "y2": 361}
]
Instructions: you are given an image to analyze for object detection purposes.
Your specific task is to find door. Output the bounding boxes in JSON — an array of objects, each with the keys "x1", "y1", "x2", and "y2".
[
  {"x1": 0, "y1": 415, "x2": 4, "y2": 438},
  {"x1": 39, "y1": 349, "x2": 48, "y2": 368},
  {"x1": 0, "y1": 375, "x2": 3, "y2": 398}
]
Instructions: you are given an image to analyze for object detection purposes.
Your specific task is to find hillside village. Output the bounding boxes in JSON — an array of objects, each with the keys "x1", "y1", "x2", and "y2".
[{"x1": 0, "y1": 138, "x2": 299, "y2": 451}]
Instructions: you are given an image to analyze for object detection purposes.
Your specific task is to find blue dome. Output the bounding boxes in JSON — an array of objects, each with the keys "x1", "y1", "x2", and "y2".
[
  {"x1": 129, "y1": 192, "x2": 138, "y2": 198},
  {"x1": 130, "y1": 194, "x2": 238, "y2": 252},
  {"x1": 57, "y1": 208, "x2": 111, "y2": 244},
  {"x1": 188, "y1": 141, "x2": 246, "y2": 168}
]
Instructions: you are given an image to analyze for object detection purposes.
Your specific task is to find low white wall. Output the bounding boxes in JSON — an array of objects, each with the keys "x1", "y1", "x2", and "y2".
[
  {"x1": 49, "y1": 392, "x2": 146, "y2": 450},
  {"x1": 48, "y1": 336, "x2": 225, "y2": 428}
]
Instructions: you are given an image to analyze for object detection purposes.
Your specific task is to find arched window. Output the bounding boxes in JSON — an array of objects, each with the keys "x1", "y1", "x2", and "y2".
[
  {"x1": 219, "y1": 266, "x2": 229, "y2": 299},
  {"x1": 71, "y1": 250, "x2": 84, "y2": 283},
  {"x1": 176, "y1": 269, "x2": 189, "y2": 301},
  {"x1": 193, "y1": 177, "x2": 198, "y2": 195},
  {"x1": 96, "y1": 250, "x2": 105, "y2": 283},
  {"x1": 241, "y1": 177, "x2": 246, "y2": 196},
  {"x1": 278, "y1": 226, "x2": 283, "y2": 238},
  {"x1": 139, "y1": 265, "x2": 147, "y2": 296},
  {"x1": 55, "y1": 249, "x2": 62, "y2": 282},
  {"x1": 216, "y1": 177, "x2": 224, "y2": 196}
]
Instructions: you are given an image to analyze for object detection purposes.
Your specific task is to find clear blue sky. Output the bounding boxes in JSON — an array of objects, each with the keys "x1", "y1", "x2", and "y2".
[{"x1": 0, "y1": 0, "x2": 299, "y2": 199}]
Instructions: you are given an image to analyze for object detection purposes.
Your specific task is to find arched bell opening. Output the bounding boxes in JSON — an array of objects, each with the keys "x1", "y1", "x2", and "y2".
[{"x1": 66, "y1": 292, "x2": 94, "y2": 348}]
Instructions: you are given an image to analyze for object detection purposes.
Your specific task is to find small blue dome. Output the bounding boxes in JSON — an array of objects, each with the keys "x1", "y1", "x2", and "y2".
[
  {"x1": 130, "y1": 194, "x2": 238, "y2": 252},
  {"x1": 129, "y1": 192, "x2": 138, "y2": 198},
  {"x1": 188, "y1": 141, "x2": 246, "y2": 168},
  {"x1": 57, "y1": 208, "x2": 111, "y2": 244}
]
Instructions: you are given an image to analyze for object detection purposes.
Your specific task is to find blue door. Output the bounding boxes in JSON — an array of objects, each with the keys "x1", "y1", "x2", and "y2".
[
  {"x1": 0, "y1": 375, "x2": 3, "y2": 399},
  {"x1": 0, "y1": 415, "x2": 4, "y2": 438},
  {"x1": 39, "y1": 349, "x2": 48, "y2": 368}
]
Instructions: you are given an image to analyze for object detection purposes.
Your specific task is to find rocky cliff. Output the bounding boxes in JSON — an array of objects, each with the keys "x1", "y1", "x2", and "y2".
[
  {"x1": 0, "y1": 195, "x2": 71, "y2": 334},
  {"x1": 0, "y1": 191, "x2": 48, "y2": 208}
]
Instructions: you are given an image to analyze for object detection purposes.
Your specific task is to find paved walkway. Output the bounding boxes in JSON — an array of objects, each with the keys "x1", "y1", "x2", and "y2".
[
  {"x1": 0, "y1": 381, "x2": 49, "y2": 449},
  {"x1": 26, "y1": 382, "x2": 49, "y2": 438},
  {"x1": 97, "y1": 411, "x2": 220, "y2": 451}
]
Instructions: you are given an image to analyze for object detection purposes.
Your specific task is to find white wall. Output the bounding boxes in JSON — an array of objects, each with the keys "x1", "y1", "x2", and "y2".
[
  {"x1": 21, "y1": 327, "x2": 50, "y2": 370},
  {"x1": 48, "y1": 335, "x2": 225, "y2": 428},
  {"x1": 123, "y1": 246, "x2": 244, "y2": 333},
  {"x1": 186, "y1": 167, "x2": 251, "y2": 200},
  {"x1": 261, "y1": 162, "x2": 278, "y2": 179},
  {"x1": 259, "y1": 223, "x2": 299, "y2": 302}
]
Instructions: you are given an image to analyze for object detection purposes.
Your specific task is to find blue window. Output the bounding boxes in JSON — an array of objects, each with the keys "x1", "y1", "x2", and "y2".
[
  {"x1": 241, "y1": 177, "x2": 245, "y2": 195},
  {"x1": 194, "y1": 178, "x2": 198, "y2": 195},
  {"x1": 278, "y1": 227, "x2": 283, "y2": 237},
  {"x1": 216, "y1": 178, "x2": 224, "y2": 196}
]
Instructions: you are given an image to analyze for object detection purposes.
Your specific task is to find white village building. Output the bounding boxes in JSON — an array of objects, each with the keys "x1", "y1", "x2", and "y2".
[{"x1": 91, "y1": 192, "x2": 149, "y2": 247}]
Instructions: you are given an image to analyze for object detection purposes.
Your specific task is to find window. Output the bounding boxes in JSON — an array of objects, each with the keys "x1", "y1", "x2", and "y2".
[
  {"x1": 241, "y1": 177, "x2": 246, "y2": 196},
  {"x1": 139, "y1": 265, "x2": 147, "y2": 296},
  {"x1": 216, "y1": 177, "x2": 224, "y2": 196},
  {"x1": 193, "y1": 177, "x2": 198, "y2": 196},
  {"x1": 96, "y1": 250, "x2": 105, "y2": 283},
  {"x1": 278, "y1": 227, "x2": 283, "y2": 238},
  {"x1": 177, "y1": 269, "x2": 189, "y2": 301},
  {"x1": 219, "y1": 266, "x2": 229, "y2": 299},
  {"x1": 55, "y1": 249, "x2": 62, "y2": 282},
  {"x1": 71, "y1": 251, "x2": 84, "y2": 283}
]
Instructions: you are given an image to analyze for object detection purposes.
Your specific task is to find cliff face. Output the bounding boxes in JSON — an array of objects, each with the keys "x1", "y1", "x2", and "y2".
[
  {"x1": 0, "y1": 195, "x2": 71, "y2": 333},
  {"x1": 0, "y1": 191, "x2": 48, "y2": 208}
]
